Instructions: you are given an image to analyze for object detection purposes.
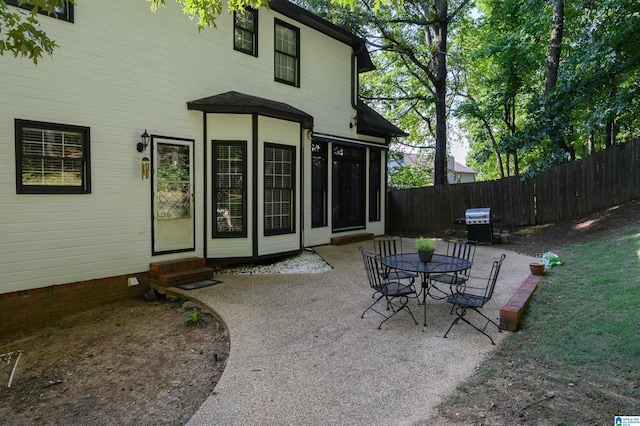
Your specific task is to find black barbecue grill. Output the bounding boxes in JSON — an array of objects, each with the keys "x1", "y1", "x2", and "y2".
[{"x1": 454, "y1": 208, "x2": 503, "y2": 244}]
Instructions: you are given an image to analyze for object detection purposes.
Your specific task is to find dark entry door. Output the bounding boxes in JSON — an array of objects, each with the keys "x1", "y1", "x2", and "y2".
[{"x1": 332, "y1": 144, "x2": 365, "y2": 231}]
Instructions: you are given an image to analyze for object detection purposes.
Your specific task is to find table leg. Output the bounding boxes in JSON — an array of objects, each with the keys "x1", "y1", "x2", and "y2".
[{"x1": 422, "y1": 274, "x2": 428, "y2": 326}]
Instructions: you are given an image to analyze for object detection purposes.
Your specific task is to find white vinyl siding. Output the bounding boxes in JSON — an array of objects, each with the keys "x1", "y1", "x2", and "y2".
[{"x1": 0, "y1": 0, "x2": 388, "y2": 294}]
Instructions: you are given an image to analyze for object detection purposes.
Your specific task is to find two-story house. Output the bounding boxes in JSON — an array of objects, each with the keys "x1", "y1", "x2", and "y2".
[{"x1": 0, "y1": 0, "x2": 405, "y2": 331}]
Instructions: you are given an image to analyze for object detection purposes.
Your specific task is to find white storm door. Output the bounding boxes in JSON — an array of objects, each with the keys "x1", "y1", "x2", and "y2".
[{"x1": 152, "y1": 137, "x2": 195, "y2": 254}]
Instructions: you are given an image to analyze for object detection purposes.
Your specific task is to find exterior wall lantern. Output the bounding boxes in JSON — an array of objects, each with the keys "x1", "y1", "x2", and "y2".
[
  {"x1": 138, "y1": 130, "x2": 151, "y2": 180},
  {"x1": 137, "y1": 129, "x2": 150, "y2": 153}
]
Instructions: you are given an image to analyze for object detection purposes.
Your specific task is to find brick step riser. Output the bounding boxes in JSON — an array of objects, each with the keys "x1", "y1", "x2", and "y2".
[
  {"x1": 150, "y1": 269, "x2": 215, "y2": 288},
  {"x1": 149, "y1": 257, "x2": 206, "y2": 274}
]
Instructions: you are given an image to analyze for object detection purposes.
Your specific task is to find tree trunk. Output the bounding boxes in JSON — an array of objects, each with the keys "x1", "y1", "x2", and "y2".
[
  {"x1": 605, "y1": 83, "x2": 617, "y2": 148},
  {"x1": 545, "y1": 1, "x2": 564, "y2": 93},
  {"x1": 605, "y1": 120, "x2": 613, "y2": 148},
  {"x1": 544, "y1": 1, "x2": 574, "y2": 159},
  {"x1": 433, "y1": 0, "x2": 448, "y2": 185}
]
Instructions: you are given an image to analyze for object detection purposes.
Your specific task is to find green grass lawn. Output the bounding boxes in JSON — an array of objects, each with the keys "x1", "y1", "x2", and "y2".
[
  {"x1": 439, "y1": 225, "x2": 640, "y2": 424},
  {"x1": 524, "y1": 227, "x2": 640, "y2": 385}
]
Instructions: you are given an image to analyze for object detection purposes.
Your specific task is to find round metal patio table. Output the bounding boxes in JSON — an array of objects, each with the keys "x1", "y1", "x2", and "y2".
[{"x1": 380, "y1": 253, "x2": 472, "y2": 326}]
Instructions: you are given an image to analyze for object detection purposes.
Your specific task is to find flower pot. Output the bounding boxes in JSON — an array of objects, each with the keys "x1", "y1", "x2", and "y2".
[
  {"x1": 529, "y1": 262, "x2": 545, "y2": 275},
  {"x1": 418, "y1": 250, "x2": 434, "y2": 262}
]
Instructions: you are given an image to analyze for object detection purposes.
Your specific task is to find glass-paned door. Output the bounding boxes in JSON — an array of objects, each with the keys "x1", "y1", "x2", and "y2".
[
  {"x1": 153, "y1": 138, "x2": 195, "y2": 254},
  {"x1": 332, "y1": 144, "x2": 365, "y2": 231}
]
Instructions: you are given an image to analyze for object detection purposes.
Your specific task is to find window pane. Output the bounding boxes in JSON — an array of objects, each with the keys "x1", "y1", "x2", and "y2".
[
  {"x1": 156, "y1": 144, "x2": 191, "y2": 220},
  {"x1": 274, "y1": 21, "x2": 298, "y2": 85},
  {"x1": 275, "y1": 25, "x2": 296, "y2": 55},
  {"x1": 275, "y1": 52, "x2": 296, "y2": 83},
  {"x1": 18, "y1": 124, "x2": 88, "y2": 190},
  {"x1": 214, "y1": 142, "x2": 246, "y2": 235},
  {"x1": 311, "y1": 142, "x2": 328, "y2": 227},
  {"x1": 6, "y1": 0, "x2": 73, "y2": 22},
  {"x1": 234, "y1": 9, "x2": 256, "y2": 55},
  {"x1": 264, "y1": 144, "x2": 294, "y2": 234},
  {"x1": 369, "y1": 149, "x2": 381, "y2": 222}
]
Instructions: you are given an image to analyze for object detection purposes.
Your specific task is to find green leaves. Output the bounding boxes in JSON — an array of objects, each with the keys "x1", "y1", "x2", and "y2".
[
  {"x1": 0, "y1": 0, "x2": 61, "y2": 64},
  {"x1": 456, "y1": 0, "x2": 640, "y2": 179}
]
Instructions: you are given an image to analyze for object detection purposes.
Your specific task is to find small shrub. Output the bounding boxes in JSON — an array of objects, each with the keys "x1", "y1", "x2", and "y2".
[
  {"x1": 415, "y1": 236, "x2": 436, "y2": 251},
  {"x1": 185, "y1": 309, "x2": 206, "y2": 326}
]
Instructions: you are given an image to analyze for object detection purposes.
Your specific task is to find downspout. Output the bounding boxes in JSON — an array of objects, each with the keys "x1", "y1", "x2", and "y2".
[
  {"x1": 252, "y1": 114, "x2": 259, "y2": 259},
  {"x1": 299, "y1": 124, "x2": 304, "y2": 251},
  {"x1": 350, "y1": 48, "x2": 363, "y2": 110},
  {"x1": 202, "y1": 112, "x2": 208, "y2": 260}
]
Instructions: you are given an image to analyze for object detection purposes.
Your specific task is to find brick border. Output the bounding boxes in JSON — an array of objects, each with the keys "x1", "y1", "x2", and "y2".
[
  {"x1": 0, "y1": 273, "x2": 149, "y2": 337},
  {"x1": 499, "y1": 274, "x2": 541, "y2": 331}
]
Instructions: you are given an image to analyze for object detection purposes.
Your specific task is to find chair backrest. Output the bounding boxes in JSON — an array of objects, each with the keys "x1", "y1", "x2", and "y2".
[
  {"x1": 373, "y1": 235, "x2": 403, "y2": 258},
  {"x1": 480, "y1": 253, "x2": 506, "y2": 304},
  {"x1": 458, "y1": 254, "x2": 505, "y2": 306},
  {"x1": 447, "y1": 239, "x2": 477, "y2": 263},
  {"x1": 359, "y1": 248, "x2": 387, "y2": 291}
]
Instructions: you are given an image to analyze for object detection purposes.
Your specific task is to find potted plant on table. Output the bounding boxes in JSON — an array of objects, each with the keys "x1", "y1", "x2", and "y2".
[{"x1": 415, "y1": 237, "x2": 436, "y2": 262}]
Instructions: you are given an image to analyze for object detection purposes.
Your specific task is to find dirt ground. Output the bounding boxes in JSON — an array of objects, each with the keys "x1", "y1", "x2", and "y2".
[
  {"x1": 0, "y1": 199, "x2": 638, "y2": 425},
  {"x1": 0, "y1": 299, "x2": 229, "y2": 425}
]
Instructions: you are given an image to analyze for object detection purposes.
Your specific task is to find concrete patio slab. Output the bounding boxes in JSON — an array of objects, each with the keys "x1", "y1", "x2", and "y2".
[{"x1": 172, "y1": 240, "x2": 536, "y2": 425}]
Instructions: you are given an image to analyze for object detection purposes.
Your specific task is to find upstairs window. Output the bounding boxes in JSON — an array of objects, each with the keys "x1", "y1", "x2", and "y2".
[
  {"x1": 233, "y1": 8, "x2": 257, "y2": 56},
  {"x1": 15, "y1": 119, "x2": 91, "y2": 194},
  {"x1": 274, "y1": 19, "x2": 299, "y2": 87},
  {"x1": 6, "y1": 0, "x2": 74, "y2": 22}
]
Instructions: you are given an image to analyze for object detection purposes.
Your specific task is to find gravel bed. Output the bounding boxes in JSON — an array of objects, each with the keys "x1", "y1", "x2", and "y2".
[{"x1": 219, "y1": 249, "x2": 332, "y2": 274}]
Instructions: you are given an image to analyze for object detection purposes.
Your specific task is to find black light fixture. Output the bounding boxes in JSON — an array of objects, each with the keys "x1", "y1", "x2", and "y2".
[{"x1": 137, "y1": 129, "x2": 150, "y2": 153}]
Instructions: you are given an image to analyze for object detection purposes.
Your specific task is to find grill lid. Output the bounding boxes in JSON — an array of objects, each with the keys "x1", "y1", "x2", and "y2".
[{"x1": 465, "y1": 208, "x2": 491, "y2": 224}]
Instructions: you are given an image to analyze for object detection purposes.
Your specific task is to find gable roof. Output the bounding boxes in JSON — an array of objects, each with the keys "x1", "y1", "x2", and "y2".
[
  {"x1": 357, "y1": 101, "x2": 408, "y2": 139},
  {"x1": 269, "y1": 0, "x2": 375, "y2": 72},
  {"x1": 187, "y1": 92, "x2": 407, "y2": 141},
  {"x1": 187, "y1": 91, "x2": 314, "y2": 128},
  {"x1": 453, "y1": 161, "x2": 475, "y2": 174}
]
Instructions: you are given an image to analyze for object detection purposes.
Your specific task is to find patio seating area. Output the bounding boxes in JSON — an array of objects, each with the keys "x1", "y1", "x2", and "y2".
[{"x1": 173, "y1": 239, "x2": 536, "y2": 425}]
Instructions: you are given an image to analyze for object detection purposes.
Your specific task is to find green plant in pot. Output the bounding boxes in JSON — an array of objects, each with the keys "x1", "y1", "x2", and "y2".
[{"x1": 415, "y1": 237, "x2": 436, "y2": 262}]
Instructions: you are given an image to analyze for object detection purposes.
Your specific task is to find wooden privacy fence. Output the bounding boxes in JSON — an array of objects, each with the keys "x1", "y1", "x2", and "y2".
[{"x1": 388, "y1": 138, "x2": 640, "y2": 235}]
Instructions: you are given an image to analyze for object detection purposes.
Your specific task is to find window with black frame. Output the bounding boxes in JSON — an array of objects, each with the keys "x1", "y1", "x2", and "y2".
[
  {"x1": 6, "y1": 0, "x2": 74, "y2": 22},
  {"x1": 311, "y1": 141, "x2": 328, "y2": 228},
  {"x1": 233, "y1": 8, "x2": 257, "y2": 56},
  {"x1": 369, "y1": 149, "x2": 381, "y2": 222},
  {"x1": 274, "y1": 19, "x2": 299, "y2": 86},
  {"x1": 264, "y1": 143, "x2": 295, "y2": 235},
  {"x1": 15, "y1": 119, "x2": 90, "y2": 194},
  {"x1": 213, "y1": 141, "x2": 246, "y2": 237}
]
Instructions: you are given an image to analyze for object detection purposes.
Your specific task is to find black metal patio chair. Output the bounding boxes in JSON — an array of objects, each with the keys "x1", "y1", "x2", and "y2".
[
  {"x1": 428, "y1": 239, "x2": 477, "y2": 300},
  {"x1": 443, "y1": 253, "x2": 506, "y2": 344},
  {"x1": 373, "y1": 235, "x2": 417, "y2": 291},
  {"x1": 359, "y1": 248, "x2": 418, "y2": 329}
]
